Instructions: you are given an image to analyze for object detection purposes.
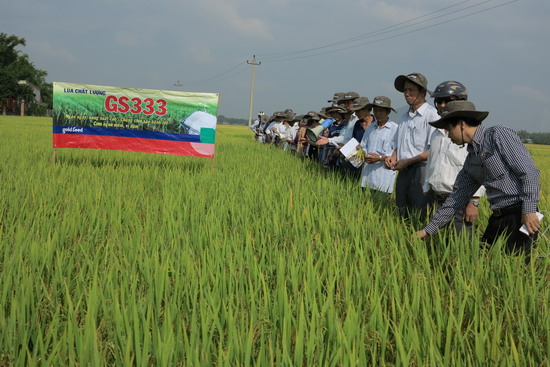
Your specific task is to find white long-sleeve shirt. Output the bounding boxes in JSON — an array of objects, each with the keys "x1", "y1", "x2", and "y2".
[
  {"x1": 424, "y1": 129, "x2": 485, "y2": 197},
  {"x1": 328, "y1": 114, "x2": 359, "y2": 147},
  {"x1": 283, "y1": 124, "x2": 299, "y2": 151}
]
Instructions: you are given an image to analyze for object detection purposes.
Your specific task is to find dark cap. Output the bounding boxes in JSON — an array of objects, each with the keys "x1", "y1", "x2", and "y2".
[{"x1": 429, "y1": 100, "x2": 488, "y2": 129}]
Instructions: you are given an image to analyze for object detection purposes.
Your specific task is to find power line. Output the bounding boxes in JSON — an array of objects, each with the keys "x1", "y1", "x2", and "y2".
[
  {"x1": 178, "y1": 0, "x2": 516, "y2": 86},
  {"x1": 258, "y1": 0, "x2": 517, "y2": 63},
  {"x1": 194, "y1": 67, "x2": 248, "y2": 86},
  {"x1": 259, "y1": 0, "x2": 479, "y2": 59},
  {"x1": 183, "y1": 61, "x2": 246, "y2": 85}
]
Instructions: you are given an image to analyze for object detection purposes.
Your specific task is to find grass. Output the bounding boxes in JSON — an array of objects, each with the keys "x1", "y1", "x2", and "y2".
[{"x1": 0, "y1": 116, "x2": 548, "y2": 366}]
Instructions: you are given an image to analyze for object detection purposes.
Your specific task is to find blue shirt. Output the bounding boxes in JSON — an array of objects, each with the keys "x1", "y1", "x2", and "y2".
[
  {"x1": 424, "y1": 125, "x2": 540, "y2": 235},
  {"x1": 360, "y1": 120, "x2": 398, "y2": 193},
  {"x1": 394, "y1": 102, "x2": 439, "y2": 160}
]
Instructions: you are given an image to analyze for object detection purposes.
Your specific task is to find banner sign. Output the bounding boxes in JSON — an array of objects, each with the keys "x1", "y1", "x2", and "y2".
[{"x1": 53, "y1": 82, "x2": 219, "y2": 157}]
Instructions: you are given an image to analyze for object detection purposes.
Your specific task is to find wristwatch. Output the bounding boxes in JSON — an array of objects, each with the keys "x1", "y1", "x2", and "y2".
[{"x1": 469, "y1": 199, "x2": 480, "y2": 207}]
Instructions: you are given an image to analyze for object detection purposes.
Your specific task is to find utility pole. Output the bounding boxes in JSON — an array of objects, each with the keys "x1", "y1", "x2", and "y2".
[{"x1": 247, "y1": 55, "x2": 261, "y2": 127}]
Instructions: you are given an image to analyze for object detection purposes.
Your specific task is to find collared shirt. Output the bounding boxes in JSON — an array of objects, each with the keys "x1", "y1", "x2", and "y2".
[
  {"x1": 359, "y1": 120, "x2": 398, "y2": 193},
  {"x1": 265, "y1": 121, "x2": 277, "y2": 135},
  {"x1": 250, "y1": 119, "x2": 260, "y2": 132},
  {"x1": 424, "y1": 129, "x2": 485, "y2": 197},
  {"x1": 277, "y1": 122, "x2": 287, "y2": 136},
  {"x1": 328, "y1": 114, "x2": 359, "y2": 146},
  {"x1": 283, "y1": 124, "x2": 299, "y2": 151},
  {"x1": 424, "y1": 125, "x2": 540, "y2": 235},
  {"x1": 395, "y1": 103, "x2": 439, "y2": 160}
]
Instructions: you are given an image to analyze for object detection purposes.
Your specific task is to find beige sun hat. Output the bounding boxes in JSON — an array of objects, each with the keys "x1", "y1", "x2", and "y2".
[
  {"x1": 350, "y1": 97, "x2": 371, "y2": 111},
  {"x1": 366, "y1": 96, "x2": 396, "y2": 113},
  {"x1": 394, "y1": 72, "x2": 432, "y2": 96}
]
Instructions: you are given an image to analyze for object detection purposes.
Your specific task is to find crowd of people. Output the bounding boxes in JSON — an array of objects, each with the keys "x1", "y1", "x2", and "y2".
[{"x1": 249, "y1": 72, "x2": 542, "y2": 261}]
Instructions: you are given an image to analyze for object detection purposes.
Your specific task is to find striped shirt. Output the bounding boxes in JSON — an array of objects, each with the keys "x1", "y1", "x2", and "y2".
[{"x1": 424, "y1": 125, "x2": 540, "y2": 235}]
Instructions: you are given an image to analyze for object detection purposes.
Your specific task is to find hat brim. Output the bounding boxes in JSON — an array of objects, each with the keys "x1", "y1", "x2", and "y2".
[
  {"x1": 365, "y1": 104, "x2": 396, "y2": 113},
  {"x1": 429, "y1": 110, "x2": 489, "y2": 129},
  {"x1": 325, "y1": 107, "x2": 348, "y2": 114},
  {"x1": 394, "y1": 74, "x2": 433, "y2": 96},
  {"x1": 351, "y1": 104, "x2": 369, "y2": 111}
]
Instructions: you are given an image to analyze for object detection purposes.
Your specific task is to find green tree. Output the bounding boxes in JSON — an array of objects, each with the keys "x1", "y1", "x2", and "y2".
[{"x1": 0, "y1": 33, "x2": 50, "y2": 115}]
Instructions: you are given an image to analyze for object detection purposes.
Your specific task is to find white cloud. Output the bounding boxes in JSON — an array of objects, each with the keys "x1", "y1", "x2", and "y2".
[
  {"x1": 509, "y1": 86, "x2": 550, "y2": 104},
  {"x1": 194, "y1": 0, "x2": 272, "y2": 40}
]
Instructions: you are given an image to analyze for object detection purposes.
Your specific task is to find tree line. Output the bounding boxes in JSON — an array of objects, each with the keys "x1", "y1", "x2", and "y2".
[
  {"x1": 217, "y1": 115, "x2": 248, "y2": 125},
  {"x1": 0, "y1": 33, "x2": 52, "y2": 116},
  {"x1": 516, "y1": 130, "x2": 550, "y2": 145}
]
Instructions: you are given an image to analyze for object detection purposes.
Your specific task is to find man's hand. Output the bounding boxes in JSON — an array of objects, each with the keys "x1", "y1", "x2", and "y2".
[
  {"x1": 365, "y1": 152, "x2": 381, "y2": 164},
  {"x1": 384, "y1": 156, "x2": 394, "y2": 169},
  {"x1": 522, "y1": 213, "x2": 541, "y2": 235},
  {"x1": 316, "y1": 136, "x2": 329, "y2": 146},
  {"x1": 412, "y1": 230, "x2": 429, "y2": 240},
  {"x1": 391, "y1": 158, "x2": 410, "y2": 171},
  {"x1": 464, "y1": 202, "x2": 479, "y2": 222}
]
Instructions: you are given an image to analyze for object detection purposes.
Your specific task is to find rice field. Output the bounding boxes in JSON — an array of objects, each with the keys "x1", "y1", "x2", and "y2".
[{"x1": 0, "y1": 116, "x2": 548, "y2": 366}]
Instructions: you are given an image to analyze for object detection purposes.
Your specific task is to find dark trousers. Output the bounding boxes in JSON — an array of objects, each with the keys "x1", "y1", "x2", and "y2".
[
  {"x1": 395, "y1": 164, "x2": 433, "y2": 221},
  {"x1": 340, "y1": 159, "x2": 361, "y2": 179},
  {"x1": 481, "y1": 204, "x2": 537, "y2": 255}
]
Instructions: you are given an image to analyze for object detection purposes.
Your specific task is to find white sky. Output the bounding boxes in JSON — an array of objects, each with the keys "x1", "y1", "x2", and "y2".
[{"x1": 3, "y1": 0, "x2": 549, "y2": 131}]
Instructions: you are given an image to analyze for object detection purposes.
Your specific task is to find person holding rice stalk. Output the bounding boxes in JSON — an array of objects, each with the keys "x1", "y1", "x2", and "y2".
[
  {"x1": 357, "y1": 96, "x2": 398, "y2": 196},
  {"x1": 386, "y1": 73, "x2": 439, "y2": 220},
  {"x1": 413, "y1": 100, "x2": 541, "y2": 258}
]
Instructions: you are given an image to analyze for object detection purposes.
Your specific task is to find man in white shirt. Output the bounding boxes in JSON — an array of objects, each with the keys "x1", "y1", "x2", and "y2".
[
  {"x1": 385, "y1": 73, "x2": 439, "y2": 220},
  {"x1": 283, "y1": 113, "x2": 301, "y2": 152},
  {"x1": 250, "y1": 111, "x2": 266, "y2": 142},
  {"x1": 268, "y1": 109, "x2": 293, "y2": 146},
  {"x1": 359, "y1": 96, "x2": 398, "y2": 195},
  {"x1": 424, "y1": 81, "x2": 485, "y2": 236},
  {"x1": 264, "y1": 114, "x2": 278, "y2": 144}
]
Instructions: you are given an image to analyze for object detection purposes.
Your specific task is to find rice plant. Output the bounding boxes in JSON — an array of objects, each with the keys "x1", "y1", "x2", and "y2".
[{"x1": 0, "y1": 117, "x2": 548, "y2": 366}]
